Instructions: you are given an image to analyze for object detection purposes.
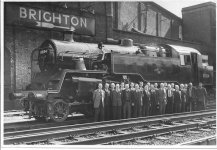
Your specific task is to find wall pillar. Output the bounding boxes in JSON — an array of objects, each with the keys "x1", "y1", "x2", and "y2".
[{"x1": 105, "y1": 2, "x2": 113, "y2": 38}]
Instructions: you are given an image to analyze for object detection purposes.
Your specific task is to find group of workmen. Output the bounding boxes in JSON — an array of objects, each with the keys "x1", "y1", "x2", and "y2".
[{"x1": 92, "y1": 81, "x2": 208, "y2": 122}]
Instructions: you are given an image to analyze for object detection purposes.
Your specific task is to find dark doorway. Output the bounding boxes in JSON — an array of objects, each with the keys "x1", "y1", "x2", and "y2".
[{"x1": 191, "y1": 52, "x2": 199, "y2": 85}]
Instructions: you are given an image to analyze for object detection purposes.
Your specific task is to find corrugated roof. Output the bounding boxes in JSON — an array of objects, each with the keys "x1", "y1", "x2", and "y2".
[{"x1": 165, "y1": 44, "x2": 201, "y2": 55}]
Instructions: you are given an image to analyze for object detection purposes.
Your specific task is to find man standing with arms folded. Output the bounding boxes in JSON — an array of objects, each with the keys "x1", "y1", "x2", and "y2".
[{"x1": 93, "y1": 83, "x2": 105, "y2": 122}]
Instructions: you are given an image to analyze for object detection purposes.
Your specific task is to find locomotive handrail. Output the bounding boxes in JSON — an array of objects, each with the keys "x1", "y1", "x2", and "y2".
[{"x1": 57, "y1": 51, "x2": 100, "y2": 56}]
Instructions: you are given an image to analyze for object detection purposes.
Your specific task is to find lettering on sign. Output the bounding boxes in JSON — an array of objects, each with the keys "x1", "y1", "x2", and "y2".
[{"x1": 6, "y1": 4, "x2": 95, "y2": 36}]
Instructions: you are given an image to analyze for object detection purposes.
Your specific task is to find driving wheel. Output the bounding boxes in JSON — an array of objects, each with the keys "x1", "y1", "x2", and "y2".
[{"x1": 49, "y1": 99, "x2": 69, "y2": 122}]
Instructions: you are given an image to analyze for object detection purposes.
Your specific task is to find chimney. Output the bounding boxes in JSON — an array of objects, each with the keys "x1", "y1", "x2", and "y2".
[{"x1": 64, "y1": 31, "x2": 74, "y2": 42}]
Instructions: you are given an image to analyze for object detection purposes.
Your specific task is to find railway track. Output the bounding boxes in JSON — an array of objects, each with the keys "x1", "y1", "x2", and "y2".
[
  {"x1": 4, "y1": 115, "x2": 93, "y2": 132},
  {"x1": 4, "y1": 99, "x2": 215, "y2": 132},
  {"x1": 4, "y1": 109, "x2": 216, "y2": 145}
]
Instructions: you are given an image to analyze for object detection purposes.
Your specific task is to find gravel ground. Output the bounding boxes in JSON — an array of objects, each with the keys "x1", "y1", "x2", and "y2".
[
  {"x1": 4, "y1": 114, "x2": 35, "y2": 123},
  {"x1": 111, "y1": 126, "x2": 216, "y2": 145}
]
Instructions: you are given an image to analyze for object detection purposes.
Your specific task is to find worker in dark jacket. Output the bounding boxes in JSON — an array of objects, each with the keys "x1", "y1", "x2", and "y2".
[
  {"x1": 196, "y1": 82, "x2": 207, "y2": 110},
  {"x1": 122, "y1": 84, "x2": 132, "y2": 119},
  {"x1": 110, "y1": 83, "x2": 115, "y2": 119},
  {"x1": 150, "y1": 84, "x2": 158, "y2": 115},
  {"x1": 130, "y1": 82, "x2": 135, "y2": 117},
  {"x1": 180, "y1": 84, "x2": 187, "y2": 112},
  {"x1": 142, "y1": 85, "x2": 150, "y2": 117},
  {"x1": 104, "y1": 83, "x2": 111, "y2": 121},
  {"x1": 165, "y1": 84, "x2": 174, "y2": 114},
  {"x1": 173, "y1": 85, "x2": 182, "y2": 113},
  {"x1": 120, "y1": 82, "x2": 125, "y2": 118},
  {"x1": 158, "y1": 83, "x2": 167, "y2": 115},
  {"x1": 111, "y1": 84, "x2": 122, "y2": 120},
  {"x1": 186, "y1": 82, "x2": 196, "y2": 112},
  {"x1": 133, "y1": 84, "x2": 143, "y2": 117}
]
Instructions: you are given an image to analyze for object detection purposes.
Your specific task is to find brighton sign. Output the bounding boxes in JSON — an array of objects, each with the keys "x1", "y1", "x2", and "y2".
[{"x1": 5, "y1": 4, "x2": 95, "y2": 36}]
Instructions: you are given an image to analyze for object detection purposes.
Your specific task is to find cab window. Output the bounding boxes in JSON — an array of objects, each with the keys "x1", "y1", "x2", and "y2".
[
  {"x1": 184, "y1": 55, "x2": 191, "y2": 65},
  {"x1": 180, "y1": 55, "x2": 191, "y2": 66}
]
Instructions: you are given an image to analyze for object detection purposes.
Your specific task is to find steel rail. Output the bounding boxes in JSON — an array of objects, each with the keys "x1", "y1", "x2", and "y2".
[
  {"x1": 67, "y1": 120, "x2": 216, "y2": 145},
  {"x1": 4, "y1": 110, "x2": 216, "y2": 145},
  {"x1": 4, "y1": 117, "x2": 93, "y2": 132},
  {"x1": 4, "y1": 109, "x2": 215, "y2": 138},
  {"x1": 178, "y1": 135, "x2": 216, "y2": 145}
]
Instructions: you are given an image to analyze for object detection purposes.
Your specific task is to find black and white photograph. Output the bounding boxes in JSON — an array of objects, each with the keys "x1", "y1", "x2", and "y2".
[{"x1": 0, "y1": 0, "x2": 216, "y2": 148}]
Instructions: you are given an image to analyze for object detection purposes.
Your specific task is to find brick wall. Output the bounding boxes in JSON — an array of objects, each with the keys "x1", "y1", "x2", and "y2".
[
  {"x1": 182, "y1": 2, "x2": 216, "y2": 67},
  {"x1": 4, "y1": 26, "x2": 64, "y2": 110},
  {"x1": 4, "y1": 2, "x2": 108, "y2": 110}
]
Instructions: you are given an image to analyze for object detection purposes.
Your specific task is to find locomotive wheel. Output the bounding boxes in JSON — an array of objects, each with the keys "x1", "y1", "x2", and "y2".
[{"x1": 49, "y1": 100, "x2": 69, "y2": 122}]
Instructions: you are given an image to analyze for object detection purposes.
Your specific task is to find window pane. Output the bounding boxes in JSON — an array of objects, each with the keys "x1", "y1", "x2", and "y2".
[
  {"x1": 184, "y1": 55, "x2": 191, "y2": 65},
  {"x1": 119, "y1": 2, "x2": 139, "y2": 31},
  {"x1": 180, "y1": 55, "x2": 185, "y2": 66},
  {"x1": 145, "y1": 9, "x2": 157, "y2": 35}
]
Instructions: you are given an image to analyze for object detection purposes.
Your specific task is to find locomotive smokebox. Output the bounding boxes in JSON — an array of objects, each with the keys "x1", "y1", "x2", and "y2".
[{"x1": 38, "y1": 39, "x2": 102, "y2": 72}]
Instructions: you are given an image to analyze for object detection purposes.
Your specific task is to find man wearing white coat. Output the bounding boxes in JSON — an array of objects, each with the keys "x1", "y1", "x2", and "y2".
[{"x1": 93, "y1": 83, "x2": 105, "y2": 122}]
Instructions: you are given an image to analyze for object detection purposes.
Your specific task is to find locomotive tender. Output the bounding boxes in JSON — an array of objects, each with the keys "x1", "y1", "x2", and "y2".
[{"x1": 10, "y1": 37, "x2": 214, "y2": 122}]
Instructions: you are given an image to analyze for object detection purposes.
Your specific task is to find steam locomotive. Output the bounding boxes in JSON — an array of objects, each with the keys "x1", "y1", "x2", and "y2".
[{"x1": 10, "y1": 38, "x2": 214, "y2": 122}]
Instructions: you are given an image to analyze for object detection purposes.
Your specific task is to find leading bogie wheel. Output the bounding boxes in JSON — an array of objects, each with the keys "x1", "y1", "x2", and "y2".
[{"x1": 49, "y1": 99, "x2": 69, "y2": 122}]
